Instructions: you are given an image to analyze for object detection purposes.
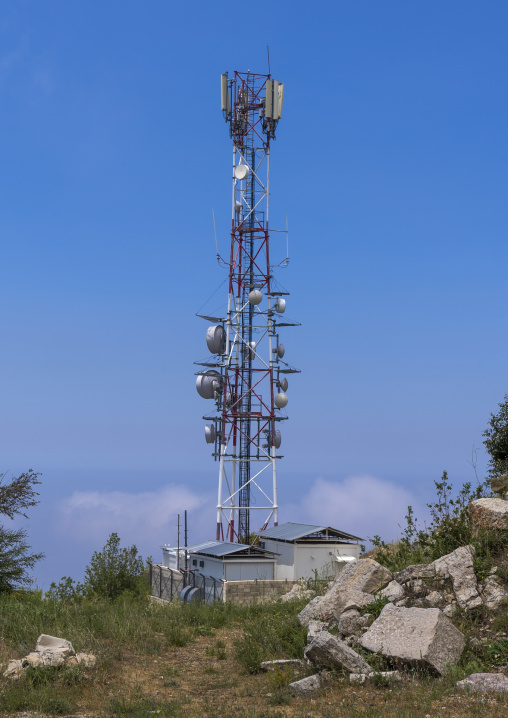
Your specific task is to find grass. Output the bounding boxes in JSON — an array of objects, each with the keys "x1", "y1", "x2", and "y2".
[{"x1": 1, "y1": 588, "x2": 508, "y2": 716}]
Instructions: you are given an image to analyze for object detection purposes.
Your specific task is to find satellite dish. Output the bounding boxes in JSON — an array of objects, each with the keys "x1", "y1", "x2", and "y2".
[
  {"x1": 205, "y1": 424, "x2": 216, "y2": 444},
  {"x1": 279, "y1": 377, "x2": 288, "y2": 392},
  {"x1": 206, "y1": 325, "x2": 226, "y2": 354},
  {"x1": 248, "y1": 290, "x2": 262, "y2": 305},
  {"x1": 267, "y1": 429, "x2": 282, "y2": 449},
  {"x1": 274, "y1": 298, "x2": 286, "y2": 314},
  {"x1": 196, "y1": 370, "x2": 222, "y2": 399},
  {"x1": 277, "y1": 344, "x2": 285, "y2": 359},
  {"x1": 234, "y1": 165, "x2": 250, "y2": 180},
  {"x1": 274, "y1": 392, "x2": 288, "y2": 409}
]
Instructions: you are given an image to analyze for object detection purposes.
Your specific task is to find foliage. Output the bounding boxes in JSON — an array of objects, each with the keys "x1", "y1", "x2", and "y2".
[
  {"x1": 83, "y1": 532, "x2": 147, "y2": 599},
  {"x1": 0, "y1": 470, "x2": 44, "y2": 592},
  {"x1": 45, "y1": 575, "x2": 86, "y2": 602},
  {"x1": 233, "y1": 599, "x2": 308, "y2": 673},
  {"x1": 371, "y1": 471, "x2": 490, "y2": 572},
  {"x1": 483, "y1": 394, "x2": 508, "y2": 480},
  {"x1": 363, "y1": 594, "x2": 389, "y2": 618}
]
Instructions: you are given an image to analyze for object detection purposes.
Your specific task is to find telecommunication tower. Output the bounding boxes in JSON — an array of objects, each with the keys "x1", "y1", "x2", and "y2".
[{"x1": 195, "y1": 70, "x2": 299, "y2": 544}]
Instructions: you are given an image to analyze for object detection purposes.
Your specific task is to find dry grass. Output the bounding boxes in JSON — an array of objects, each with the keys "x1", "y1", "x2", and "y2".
[{"x1": 1, "y1": 594, "x2": 508, "y2": 717}]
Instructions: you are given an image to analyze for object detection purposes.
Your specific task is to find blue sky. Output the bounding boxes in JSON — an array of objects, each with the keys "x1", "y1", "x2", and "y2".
[{"x1": 1, "y1": 1, "x2": 507, "y2": 588}]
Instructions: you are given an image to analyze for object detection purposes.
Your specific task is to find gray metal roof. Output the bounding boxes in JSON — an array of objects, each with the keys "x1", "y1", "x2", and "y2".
[
  {"x1": 259, "y1": 522, "x2": 363, "y2": 542},
  {"x1": 189, "y1": 541, "x2": 275, "y2": 559}
]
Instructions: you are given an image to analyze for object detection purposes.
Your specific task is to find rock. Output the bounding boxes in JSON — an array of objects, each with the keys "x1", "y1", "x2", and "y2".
[
  {"x1": 280, "y1": 582, "x2": 315, "y2": 602},
  {"x1": 289, "y1": 673, "x2": 322, "y2": 693},
  {"x1": 35, "y1": 634, "x2": 75, "y2": 658},
  {"x1": 379, "y1": 580, "x2": 405, "y2": 602},
  {"x1": 456, "y1": 673, "x2": 508, "y2": 693},
  {"x1": 338, "y1": 609, "x2": 360, "y2": 635},
  {"x1": 298, "y1": 596, "x2": 324, "y2": 626},
  {"x1": 394, "y1": 598, "x2": 407, "y2": 607},
  {"x1": 491, "y1": 474, "x2": 508, "y2": 496},
  {"x1": 3, "y1": 659, "x2": 23, "y2": 678},
  {"x1": 425, "y1": 591, "x2": 447, "y2": 608},
  {"x1": 350, "y1": 670, "x2": 402, "y2": 684},
  {"x1": 305, "y1": 630, "x2": 371, "y2": 674},
  {"x1": 66, "y1": 655, "x2": 79, "y2": 667},
  {"x1": 394, "y1": 564, "x2": 435, "y2": 584},
  {"x1": 431, "y1": 545, "x2": 482, "y2": 611},
  {"x1": 406, "y1": 578, "x2": 428, "y2": 598},
  {"x1": 479, "y1": 576, "x2": 508, "y2": 609},
  {"x1": 298, "y1": 559, "x2": 392, "y2": 625},
  {"x1": 360, "y1": 604, "x2": 465, "y2": 675},
  {"x1": 22, "y1": 652, "x2": 44, "y2": 667},
  {"x1": 76, "y1": 653, "x2": 96, "y2": 668},
  {"x1": 442, "y1": 602, "x2": 458, "y2": 618},
  {"x1": 260, "y1": 659, "x2": 306, "y2": 671},
  {"x1": 469, "y1": 498, "x2": 508, "y2": 532},
  {"x1": 307, "y1": 619, "x2": 328, "y2": 642}
]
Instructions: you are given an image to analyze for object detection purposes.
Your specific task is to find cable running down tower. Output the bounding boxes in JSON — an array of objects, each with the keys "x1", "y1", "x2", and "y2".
[{"x1": 196, "y1": 70, "x2": 299, "y2": 544}]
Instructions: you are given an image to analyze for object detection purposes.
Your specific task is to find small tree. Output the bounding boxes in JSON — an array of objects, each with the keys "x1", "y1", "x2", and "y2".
[
  {"x1": 84, "y1": 532, "x2": 146, "y2": 599},
  {"x1": 0, "y1": 470, "x2": 44, "y2": 592},
  {"x1": 483, "y1": 394, "x2": 508, "y2": 480}
]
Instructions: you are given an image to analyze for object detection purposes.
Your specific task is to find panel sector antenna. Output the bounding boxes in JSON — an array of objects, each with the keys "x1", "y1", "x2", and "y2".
[{"x1": 196, "y1": 70, "x2": 299, "y2": 544}]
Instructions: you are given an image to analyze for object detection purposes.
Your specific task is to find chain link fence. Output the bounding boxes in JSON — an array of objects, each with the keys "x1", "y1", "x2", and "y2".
[{"x1": 149, "y1": 563, "x2": 224, "y2": 604}]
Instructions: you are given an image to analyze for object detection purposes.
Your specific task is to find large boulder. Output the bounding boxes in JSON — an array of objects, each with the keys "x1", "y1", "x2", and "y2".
[
  {"x1": 469, "y1": 498, "x2": 508, "y2": 531},
  {"x1": 393, "y1": 564, "x2": 435, "y2": 584},
  {"x1": 431, "y1": 545, "x2": 482, "y2": 611},
  {"x1": 379, "y1": 580, "x2": 405, "y2": 602},
  {"x1": 360, "y1": 604, "x2": 465, "y2": 675},
  {"x1": 297, "y1": 559, "x2": 391, "y2": 625},
  {"x1": 305, "y1": 630, "x2": 372, "y2": 674},
  {"x1": 289, "y1": 673, "x2": 323, "y2": 693}
]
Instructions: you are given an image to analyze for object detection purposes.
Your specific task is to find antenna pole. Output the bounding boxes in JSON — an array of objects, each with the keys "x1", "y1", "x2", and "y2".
[{"x1": 196, "y1": 69, "x2": 298, "y2": 545}]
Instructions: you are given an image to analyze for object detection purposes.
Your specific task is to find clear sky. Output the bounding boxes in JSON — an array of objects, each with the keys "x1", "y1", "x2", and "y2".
[{"x1": 1, "y1": 1, "x2": 507, "y2": 589}]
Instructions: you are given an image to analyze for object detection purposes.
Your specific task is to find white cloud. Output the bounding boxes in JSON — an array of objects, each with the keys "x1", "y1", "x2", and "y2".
[
  {"x1": 58, "y1": 483, "x2": 214, "y2": 549},
  {"x1": 288, "y1": 475, "x2": 428, "y2": 546}
]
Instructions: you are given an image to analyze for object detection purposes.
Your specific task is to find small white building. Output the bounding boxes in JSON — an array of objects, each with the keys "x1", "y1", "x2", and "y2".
[
  {"x1": 162, "y1": 540, "x2": 277, "y2": 581},
  {"x1": 258, "y1": 522, "x2": 362, "y2": 580}
]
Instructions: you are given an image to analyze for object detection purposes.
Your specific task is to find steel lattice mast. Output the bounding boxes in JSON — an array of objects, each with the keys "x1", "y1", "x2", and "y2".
[{"x1": 196, "y1": 70, "x2": 299, "y2": 544}]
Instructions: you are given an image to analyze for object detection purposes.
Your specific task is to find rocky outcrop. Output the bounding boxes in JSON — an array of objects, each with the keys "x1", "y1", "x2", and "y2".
[
  {"x1": 360, "y1": 604, "x2": 465, "y2": 675},
  {"x1": 297, "y1": 559, "x2": 391, "y2": 625},
  {"x1": 456, "y1": 672, "x2": 508, "y2": 693},
  {"x1": 469, "y1": 498, "x2": 508, "y2": 531},
  {"x1": 305, "y1": 630, "x2": 372, "y2": 674}
]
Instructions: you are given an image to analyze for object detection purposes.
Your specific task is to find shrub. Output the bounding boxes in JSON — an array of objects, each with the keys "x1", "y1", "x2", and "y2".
[
  {"x1": 483, "y1": 394, "x2": 508, "y2": 480},
  {"x1": 83, "y1": 532, "x2": 147, "y2": 599}
]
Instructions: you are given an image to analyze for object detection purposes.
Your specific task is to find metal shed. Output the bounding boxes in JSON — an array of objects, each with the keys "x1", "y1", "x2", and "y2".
[
  {"x1": 162, "y1": 540, "x2": 277, "y2": 581},
  {"x1": 258, "y1": 522, "x2": 363, "y2": 580}
]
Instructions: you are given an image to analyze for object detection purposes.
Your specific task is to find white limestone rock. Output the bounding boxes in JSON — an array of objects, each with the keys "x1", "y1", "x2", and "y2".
[
  {"x1": 457, "y1": 672, "x2": 508, "y2": 693},
  {"x1": 307, "y1": 619, "x2": 328, "y2": 642},
  {"x1": 431, "y1": 545, "x2": 482, "y2": 611},
  {"x1": 379, "y1": 580, "x2": 405, "y2": 602},
  {"x1": 35, "y1": 634, "x2": 75, "y2": 658},
  {"x1": 289, "y1": 673, "x2": 322, "y2": 693},
  {"x1": 305, "y1": 630, "x2": 372, "y2": 674},
  {"x1": 3, "y1": 659, "x2": 23, "y2": 678},
  {"x1": 469, "y1": 498, "x2": 508, "y2": 532},
  {"x1": 360, "y1": 604, "x2": 465, "y2": 675},
  {"x1": 479, "y1": 576, "x2": 508, "y2": 610}
]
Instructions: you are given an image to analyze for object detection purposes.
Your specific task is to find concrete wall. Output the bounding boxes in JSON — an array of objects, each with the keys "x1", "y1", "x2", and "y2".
[{"x1": 223, "y1": 579, "x2": 298, "y2": 605}]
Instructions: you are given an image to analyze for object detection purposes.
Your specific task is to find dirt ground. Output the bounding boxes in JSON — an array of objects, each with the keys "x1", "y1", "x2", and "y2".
[{"x1": 62, "y1": 626, "x2": 508, "y2": 718}]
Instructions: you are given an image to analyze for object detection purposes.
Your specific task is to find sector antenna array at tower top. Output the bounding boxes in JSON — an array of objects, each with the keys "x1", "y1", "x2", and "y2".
[{"x1": 195, "y1": 70, "x2": 299, "y2": 545}]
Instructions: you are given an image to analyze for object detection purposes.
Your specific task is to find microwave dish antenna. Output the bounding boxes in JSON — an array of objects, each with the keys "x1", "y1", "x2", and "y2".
[{"x1": 195, "y1": 69, "x2": 300, "y2": 544}]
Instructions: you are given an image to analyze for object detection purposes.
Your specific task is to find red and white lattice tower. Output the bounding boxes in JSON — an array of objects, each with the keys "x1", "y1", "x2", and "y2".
[{"x1": 195, "y1": 70, "x2": 299, "y2": 544}]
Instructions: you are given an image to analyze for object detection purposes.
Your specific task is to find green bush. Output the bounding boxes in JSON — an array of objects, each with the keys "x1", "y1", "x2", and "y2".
[
  {"x1": 84, "y1": 532, "x2": 147, "y2": 599},
  {"x1": 483, "y1": 394, "x2": 508, "y2": 480}
]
